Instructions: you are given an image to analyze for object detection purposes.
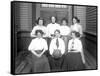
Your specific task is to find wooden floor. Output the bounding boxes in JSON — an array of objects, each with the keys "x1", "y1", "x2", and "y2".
[
  {"x1": 84, "y1": 49, "x2": 97, "y2": 70},
  {"x1": 15, "y1": 49, "x2": 97, "y2": 74}
]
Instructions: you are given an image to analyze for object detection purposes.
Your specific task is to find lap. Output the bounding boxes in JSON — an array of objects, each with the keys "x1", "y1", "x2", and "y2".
[
  {"x1": 26, "y1": 52, "x2": 50, "y2": 72},
  {"x1": 34, "y1": 55, "x2": 50, "y2": 72},
  {"x1": 63, "y1": 52, "x2": 84, "y2": 71},
  {"x1": 48, "y1": 55, "x2": 65, "y2": 71}
]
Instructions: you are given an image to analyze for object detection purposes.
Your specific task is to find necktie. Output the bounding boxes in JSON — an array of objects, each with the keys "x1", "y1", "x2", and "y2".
[{"x1": 56, "y1": 38, "x2": 59, "y2": 48}]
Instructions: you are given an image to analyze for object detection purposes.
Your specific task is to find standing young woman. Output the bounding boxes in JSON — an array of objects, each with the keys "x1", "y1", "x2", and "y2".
[
  {"x1": 46, "y1": 16, "x2": 60, "y2": 52},
  {"x1": 30, "y1": 17, "x2": 47, "y2": 38},
  {"x1": 47, "y1": 16, "x2": 60, "y2": 38},
  {"x1": 60, "y1": 18, "x2": 71, "y2": 53},
  {"x1": 70, "y1": 17, "x2": 83, "y2": 37}
]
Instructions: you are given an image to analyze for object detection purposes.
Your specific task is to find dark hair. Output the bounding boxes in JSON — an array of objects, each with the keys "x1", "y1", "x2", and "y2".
[
  {"x1": 50, "y1": 16, "x2": 58, "y2": 22},
  {"x1": 36, "y1": 17, "x2": 45, "y2": 25},
  {"x1": 61, "y1": 18, "x2": 68, "y2": 23},
  {"x1": 35, "y1": 30, "x2": 44, "y2": 36},
  {"x1": 71, "y1": 31, "x2": 80, "y2": 38},
  {"x1": 73, "y1": 16, "x2": 80, "y2": 23},
  {"x1": 54, "y1": 29, "x2": 60, "y2": 34}
]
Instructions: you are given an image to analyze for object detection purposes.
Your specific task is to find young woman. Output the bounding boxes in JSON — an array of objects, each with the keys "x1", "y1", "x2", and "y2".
[
  {"x1": 47, "y1": 16, "x2": 60, "y2": 38},
  {"x1": 30, "y1": 17, "x2": 47, "y2": 37},
  {"x1": 48, "y1": 29, "x2": 65, "y2": 71},
  {"x1": 63, "y1": 31, "x2": 85, "y2": 71},
  {"x1": 60, "y1": 18, "x2": 71, "y2": 53},
  {"x1": 46, "y1": 16, "x2": 61, "y2": 52},
  {"x1": 28, "y1": 30, "x2": 50, "y2": 73},
  {"x1": 70, "y1": 17, "x2": 83, "y2": 38}
]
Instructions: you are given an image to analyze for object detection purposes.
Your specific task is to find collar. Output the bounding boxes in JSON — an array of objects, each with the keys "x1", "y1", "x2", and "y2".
[
  {"x1": 72, "y1": 38, "x2": 79, "y2": 41},
  {"x1": 74, "y1": 23, "x2": 79, "y2": 26},
  {"x1": 55, "y1": 37, "x2": 60, "y2": 40},
  {"x1": 36, "y1": 37, "x2": 42, "y2": 40},
  {"x1": 51, "y1": 23, "x2": 56, "y2": 24},
  {"x1": 37, "y1": 25, "x2": 43, "y2": 27}
]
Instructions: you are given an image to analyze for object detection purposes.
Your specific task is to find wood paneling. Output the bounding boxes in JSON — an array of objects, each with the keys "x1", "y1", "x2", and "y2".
[
  {"x1": 13, "y1": 2, "x2": 36, "y2": 56},
  {"x1": 14, "y1": 2, "x2": 34, "y2": 32},
  {"x1": 84, "y1": 32, "x2": 97, "y2": 59},
  {"x1": 86, "y1": 6, "x2": 97, "y2": 35},
  {"x1": 18, "y1": 3, "x2": 32, "y2": 31},
  {"x1": 84, "y1": 6, "x2": 97, "y2": 59}
]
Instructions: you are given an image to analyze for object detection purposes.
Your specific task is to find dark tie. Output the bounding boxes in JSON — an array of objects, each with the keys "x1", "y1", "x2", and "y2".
[{"x1": 56, "y1": 38, "x2": 59, "y2": 48}]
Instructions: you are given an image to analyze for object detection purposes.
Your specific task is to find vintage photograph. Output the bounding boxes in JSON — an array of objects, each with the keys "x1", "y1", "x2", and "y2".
[{"x1": 11, "y1": 1, "x2": 97, "y2": 75}]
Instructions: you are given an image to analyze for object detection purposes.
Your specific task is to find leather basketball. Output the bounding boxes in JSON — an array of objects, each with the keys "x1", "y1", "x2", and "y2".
[
  {"x1": 52, "y1": 49, "x2": 62, "y2": 58},
  {"x1": 35, "y1": 50, "x2": 43, "y2": 54}
]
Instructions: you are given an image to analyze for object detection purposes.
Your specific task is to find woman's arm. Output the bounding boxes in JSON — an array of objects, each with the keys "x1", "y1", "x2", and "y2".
[
  {"x1": 39, "y1": 49, "x2": 45, "y2": 57},
  {"x1": 28, "y1": 39, "x2": 42, "y2": 57},
  {"x1": 78, "y1": 40, "x2": 85, "y2": 64},
  {"x1": 38, "y1": 39, "x2": 48, "y2": 57},
  {"x1": 30, "y1": 27, "x2": 36, "y2": 37},
  {"x1": 59, "y1": 39, "x2": 65, "y2": 55},
  {"x1": 68, "y1": 40, "x2": 72, "y2": 52},
  {"x1": 79, "y1": 25, "x2": 83, "y2": 38},
  {"x1": 80, "y1": 49, "x2": 85, "y2": 64},
  {"x1": 31, "y1": 50, "x2": 41, "y2": 57},
  {"x1": 49, "y1": 39, "x2": 54, "y2": 56}
]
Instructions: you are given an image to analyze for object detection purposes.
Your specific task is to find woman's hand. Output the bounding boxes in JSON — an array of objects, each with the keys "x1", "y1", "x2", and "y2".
[
  {"x1": 36, "y1": 54, "x2": 42, "y2": 58},
  {"x1": 35, "y1": 50, "x2": 42, "y2": 54},
  {"x1": 32, "y1": 50, "x2": 43, "y2": 58},
  {"x1": 36, "y1": 49, "x2": 45, "y2": 57}
]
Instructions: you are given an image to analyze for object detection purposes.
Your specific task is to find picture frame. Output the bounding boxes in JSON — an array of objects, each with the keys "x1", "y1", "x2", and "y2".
[{"x1": 11, "y1": 1, "x2": 98, "y2": 75}]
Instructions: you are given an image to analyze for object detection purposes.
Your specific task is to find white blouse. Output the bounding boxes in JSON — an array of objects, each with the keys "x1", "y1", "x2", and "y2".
[
  {"x1": 71, "y1": 23, "x2": 83, "y2": 35},
  {"x1": 47, "y1": 23, "x2": 60, "y2": 37},
  {"x1": 30, "y1": 25, "x2": 47, "y2": 37},
  {"x1": 28, "y1": 38, "x2": 48, "y2": 53},
  {"x1": 49, "y1": 38, "x2": 65, "y2": 55},
  {"x1": 68, "y1": 38, "x2": 83, "y2": 52},
  {"x1": 60, "y1": 25, "x2": 71, "y2": 36}
]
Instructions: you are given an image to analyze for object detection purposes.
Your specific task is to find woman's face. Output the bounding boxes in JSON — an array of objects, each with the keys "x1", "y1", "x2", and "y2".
[
  {"x1": 39, "y1": 19, "x2": 43, "y2": 25},
  {"x1": 62, "y1": 20, "x2": 67, "y2": 25},
  {"x1": 55, "y1": 31, "x2": 60, "y2": 38},
  {"x1": 51, "y1": 16, "x2": 56, "y2": 23},
  {"x1": 37, "y1": 32, "x2": 42, "y2": 38},
  {"x1": 73, "y1": 18, "x2": 77, "y2": 24},
  {"x1": 72, "y1": 33, "x2": 76, "y2": 39}
]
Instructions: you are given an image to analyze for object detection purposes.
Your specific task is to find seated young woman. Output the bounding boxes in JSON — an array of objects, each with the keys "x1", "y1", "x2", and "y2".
[
  {"x1": 28, "y1": 30, "x2": 50, "y2": 73},
  {"x1": 62, "y1": 31, "x2": 85, "y2": 71},
  {"x1": 48, "y1": 29, "x2": 66, "y2": 71}
]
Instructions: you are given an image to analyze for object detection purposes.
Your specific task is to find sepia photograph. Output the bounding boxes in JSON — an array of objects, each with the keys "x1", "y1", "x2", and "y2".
[{"x1": 11, "y1": 1, "x2": 97, "y2": 75}]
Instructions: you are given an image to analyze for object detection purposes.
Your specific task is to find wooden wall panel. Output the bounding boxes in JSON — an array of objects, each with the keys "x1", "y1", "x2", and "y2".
[
  {"x1": 84, "y1": 6, "x2": 97, "y2": 59},
  {"x1": 18, "y1": 3, "x2": 32, "y2": 31},
  {"x1": 86, "y1": 6, "x2": 97, "y2": 35},
  {"x1": 13, "y1": 2, "x2": 36, "y2": 54}
]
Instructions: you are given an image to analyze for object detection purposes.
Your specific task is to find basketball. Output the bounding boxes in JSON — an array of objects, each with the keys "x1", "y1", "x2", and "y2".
[
  {"x1": 52, "y1": 49, "x2": 62, "y2": 58},
  {"x1": 35, "y1": 50, "x2": 43, "y2": 54}
]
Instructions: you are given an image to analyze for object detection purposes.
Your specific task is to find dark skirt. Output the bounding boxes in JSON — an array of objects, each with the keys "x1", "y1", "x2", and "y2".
[
  {"x1": 62, "y1": 52, "x2": 85, "y2": 71},
  {"x1": 48, "y1": 55, "x2": 65, "y2": 72},
  {"x1": 15, "y1": 51, "x2": 50, "y2": 74},
  {"x1": 26, "y1": 52, "x2": 50, "y2": 73}
]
